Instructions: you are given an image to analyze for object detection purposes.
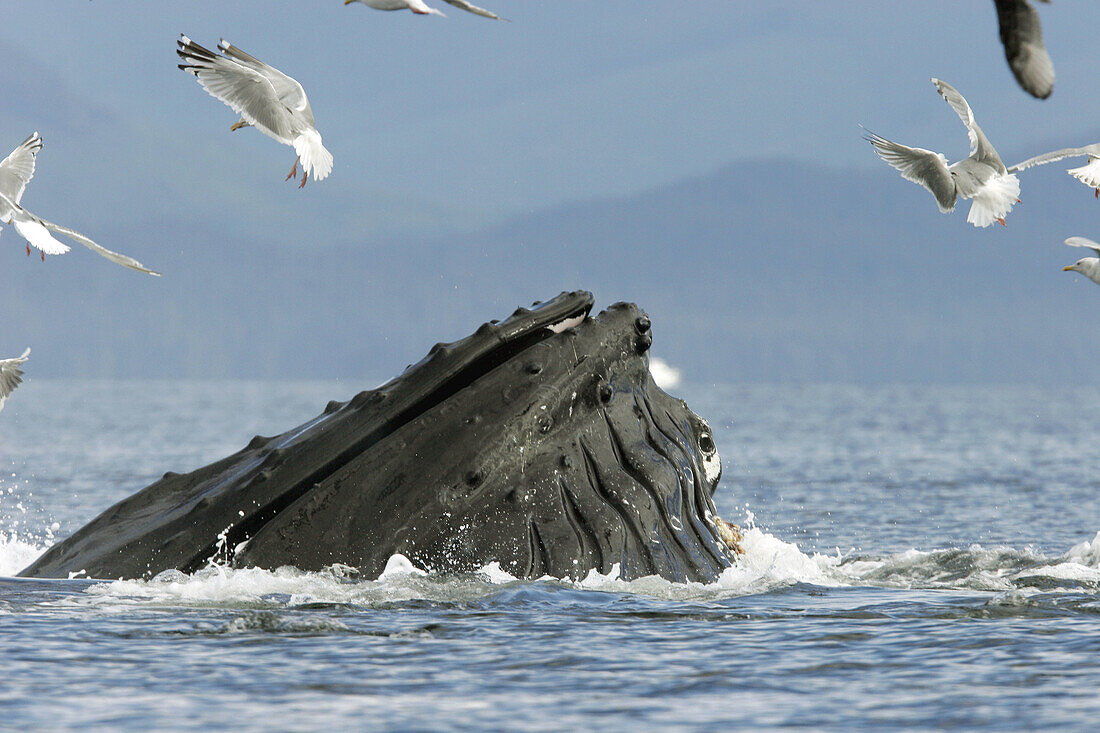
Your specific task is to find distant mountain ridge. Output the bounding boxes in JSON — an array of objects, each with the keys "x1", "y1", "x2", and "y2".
[{"x1": 2, "y1": 157, "x2": 1097, "y2": 383}]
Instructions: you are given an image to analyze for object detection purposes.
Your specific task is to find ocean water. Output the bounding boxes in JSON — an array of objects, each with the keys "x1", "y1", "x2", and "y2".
[{"x1": 2, "y1": 380, "x2": 1100, "y2": 730}]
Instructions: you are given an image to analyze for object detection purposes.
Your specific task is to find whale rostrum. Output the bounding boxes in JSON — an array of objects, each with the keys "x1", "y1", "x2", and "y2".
[{"x1": 21, "y1": 291, "x2": 743, "y2": 581}]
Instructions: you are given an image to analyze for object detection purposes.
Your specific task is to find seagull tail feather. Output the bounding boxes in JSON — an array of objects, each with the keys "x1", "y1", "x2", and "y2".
[{"x1": 294, "y1": 130, "x2": 333, "y2": 182}]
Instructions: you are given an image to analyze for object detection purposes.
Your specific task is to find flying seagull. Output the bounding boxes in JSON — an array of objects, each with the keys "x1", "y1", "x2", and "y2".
[
  {"x1": 1062, "y1": 237, "x2": 1100, "y2": 285},
  {"x1": 993, "y1": 0, "x2": 1054, "y2": 99},
  {"x1": 177, "y1": 35, "x2": 333, "y2": 187},
  {"x1": 0, "y1": 348, "x2": 30, "y2": 413},
  {"x1": 1008, "y1": 144, "x2": 1100, "y2": 196},
  {"x1": 0, "y1": 133, "x2": 160, "y2": 275},
  {"x1": 344, "y1": 0, "x2": 505, "y2": 20},
  {"x1": 863, "y1": 78, "x2": 1020, "y2": 228}
]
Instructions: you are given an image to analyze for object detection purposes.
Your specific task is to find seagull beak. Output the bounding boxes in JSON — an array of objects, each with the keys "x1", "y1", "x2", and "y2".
[
  {"x1": 344, "y1": 0, "x2": 354, "y2": 4},
  {"x1": 1063, "y1": 265, "x2": 1076, "y2": 272}
]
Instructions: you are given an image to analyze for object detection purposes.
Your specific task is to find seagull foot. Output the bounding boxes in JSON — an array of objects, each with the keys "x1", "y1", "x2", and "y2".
[
  {"x1": 40, "y1": 251, "x2": 44, "y2": 262},
  {"x1": 1094, "y1": 188, "x2": 1098, "y2": 199},
  {"x1": 285, "y1": 157, "x2": 299, "y2": 182},
  {"x1": 996, "y1": 217, "x2": 1006, "y2": 227},
  {"x1": 299, "y1": 170, "x2": 308, "y2": 189},
  {"x1": 25, "y1": 244, "x2": 30, "y2": 257}
]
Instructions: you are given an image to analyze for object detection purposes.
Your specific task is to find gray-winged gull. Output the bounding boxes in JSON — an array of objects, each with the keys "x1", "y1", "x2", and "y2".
[
  {"x1": 177, "y1": 35, "x2": 333, "y2": 187},
  {"x1": 863, "y1": 78, "x2": 1020, "y2": 228},
  {"x1": 1063, "y1": 237, "x2": 1100, "y2": 285},
  {"x1": 344, "y1": 0, "x2": 505, "y2": 20},
  {"x1": 994, "y1": 0, "x2": 1055, "y2": 99},
  {"x1": 0, "y1": 133, "x2": 160, "y2": 275},
  {"x1": 0, "y1": 348, "x2": 30, "y2": 413}
]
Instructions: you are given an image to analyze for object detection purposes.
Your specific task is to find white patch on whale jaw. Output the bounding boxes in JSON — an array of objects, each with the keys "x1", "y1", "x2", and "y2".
[
  {"x1": 696, "y1": 429, "x2": 721, "y2": 488},
  {"x1": 547, "y1": 314, "x2": 586, "y2": 333},
  {"x1": 702, "y1": 447, "x2": 721, "y2": 488}
]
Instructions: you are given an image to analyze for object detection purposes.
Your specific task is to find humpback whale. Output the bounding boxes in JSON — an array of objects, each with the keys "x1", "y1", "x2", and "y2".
[{"x1": 21, "y1": 291, "x2": 741, "y2": 582}]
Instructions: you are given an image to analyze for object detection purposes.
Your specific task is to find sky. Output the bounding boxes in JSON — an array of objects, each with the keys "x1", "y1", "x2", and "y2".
[{"x1": 3, "y1": 1, "x2": 1100, "y2": 382}]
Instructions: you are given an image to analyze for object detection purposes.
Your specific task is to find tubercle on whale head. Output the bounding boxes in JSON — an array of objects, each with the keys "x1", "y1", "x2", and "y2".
[{"x1": 345, "y1": 290, "x2": 596, "y2": 409}]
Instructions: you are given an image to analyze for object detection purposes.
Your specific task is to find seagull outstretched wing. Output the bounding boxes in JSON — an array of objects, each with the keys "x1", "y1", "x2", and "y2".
[
  {"x1": 1008, "y1": 144, "x2": 1100, "y2": 173},
  {"x1": 863, "y1": 130, "x2": 957, "y2": 212},
  {"x1": 931, "y1": 78, "x2": 1003, "y2": 168},
  {"x1": 1065, "y1": 237, "x2": 1100, "y2": 256},
  {"x1": 0, "y1": 347, "x2": 30, "y2": 411},
  {"x1": 0, "y1": 191, "x2": 160, "y2": 276},
  {"x1": 442, "y1": 0, "x2": 506, "y2": 20},
  {"x1": 0, "y1": 132, "x2": 42, "y2": 209}
]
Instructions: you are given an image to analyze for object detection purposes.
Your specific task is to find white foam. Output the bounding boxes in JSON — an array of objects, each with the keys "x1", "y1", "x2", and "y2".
[
  {"x1": 1064, "y1": 531, "x2": 1100, "y2": 568},
  {"x1": 1001, "y1": 530, "x2": 1100, "y2": 587},
  {"x1": 72, "y1": 522, "x2": 848, "y2": 607},
  {"x1": 0, "y1": 532, "x2": 45, "y2": 577},
  {"x1": 569, "y1": 529, "x2": 840, "y2": 599},
  {"x1": 89, "y1": 563, "x2": 414, "y2": 607},
  {"x1": 716, "y1": 526, "x2": 841, "y2": 590},
  {"x1": 1022, "y1": 561, "x2": 1100, "y2": 583},
  {"x1": 55, "y1": 527, "x2": 1100, "y2": 609},
  {"x1": 378, "y1": 553, "x2": 426, "y2": 580},
  {"x1": 84, "y1": 554, "x2": 515, "y2": 608},
  {"x1": 836, "y1": 545, "x2": 1020, "y2": 592},
  {"x1": 477, "y1": 561, "x2": 522, "y2": 584}
]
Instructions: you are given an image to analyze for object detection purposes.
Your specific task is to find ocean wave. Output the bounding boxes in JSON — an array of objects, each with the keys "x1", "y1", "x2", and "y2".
[{"x1": 835, "y1": 532, "x2": 1100, "y2": 592}]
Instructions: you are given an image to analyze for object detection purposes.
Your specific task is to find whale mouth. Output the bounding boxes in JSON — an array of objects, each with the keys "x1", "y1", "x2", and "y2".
[
  {"x1": 180, "y1": 291, "x2": 595, "y2": 573},
  {"x1": 547, "y1": 312, "x2": 587, "y2": 333}
]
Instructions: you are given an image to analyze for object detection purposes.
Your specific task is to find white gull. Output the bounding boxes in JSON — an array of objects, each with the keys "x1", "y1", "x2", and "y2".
[
  {"x1": 1062, "y1": 237, "x2": 1100, "y2": 286},
  {"x1": 0, "y1": 132, "x2": 160, "y2": 275},
  {"x1": 344, "y1": 0, "x2": 505, "y2": 20},
  {"x1": 177, "y1": 35, "x2": 333, "y2": 188},
  {"x1": 863, "y1": 78, "x2": 1020, "y2": 228}
]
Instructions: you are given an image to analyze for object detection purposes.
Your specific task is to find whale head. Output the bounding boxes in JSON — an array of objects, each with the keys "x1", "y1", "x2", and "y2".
[{"x1": 22, "y1": 291, "x2": 736, "y2": 582}]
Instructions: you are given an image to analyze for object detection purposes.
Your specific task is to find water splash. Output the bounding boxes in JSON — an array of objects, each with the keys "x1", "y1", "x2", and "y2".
[
  {"x1": 0, "y1": 532, "x2": 45, "y2": 577},
  {"x1": 71, "y1": 528, "x2": 1094, "y2": 610},
  {"x1": 6, "y1": 503, "x2": 1100, "y2": 602}
]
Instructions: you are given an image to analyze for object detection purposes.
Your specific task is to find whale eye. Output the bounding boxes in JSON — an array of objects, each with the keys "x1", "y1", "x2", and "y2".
[{"x1": 699, "y1": 432, "x2": 715, "y2": 454}]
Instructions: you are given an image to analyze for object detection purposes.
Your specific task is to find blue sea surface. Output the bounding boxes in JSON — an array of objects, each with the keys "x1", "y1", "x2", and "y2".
[{"x1": 2, "y1": 380, "x2": 1099, "y2": 730}]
